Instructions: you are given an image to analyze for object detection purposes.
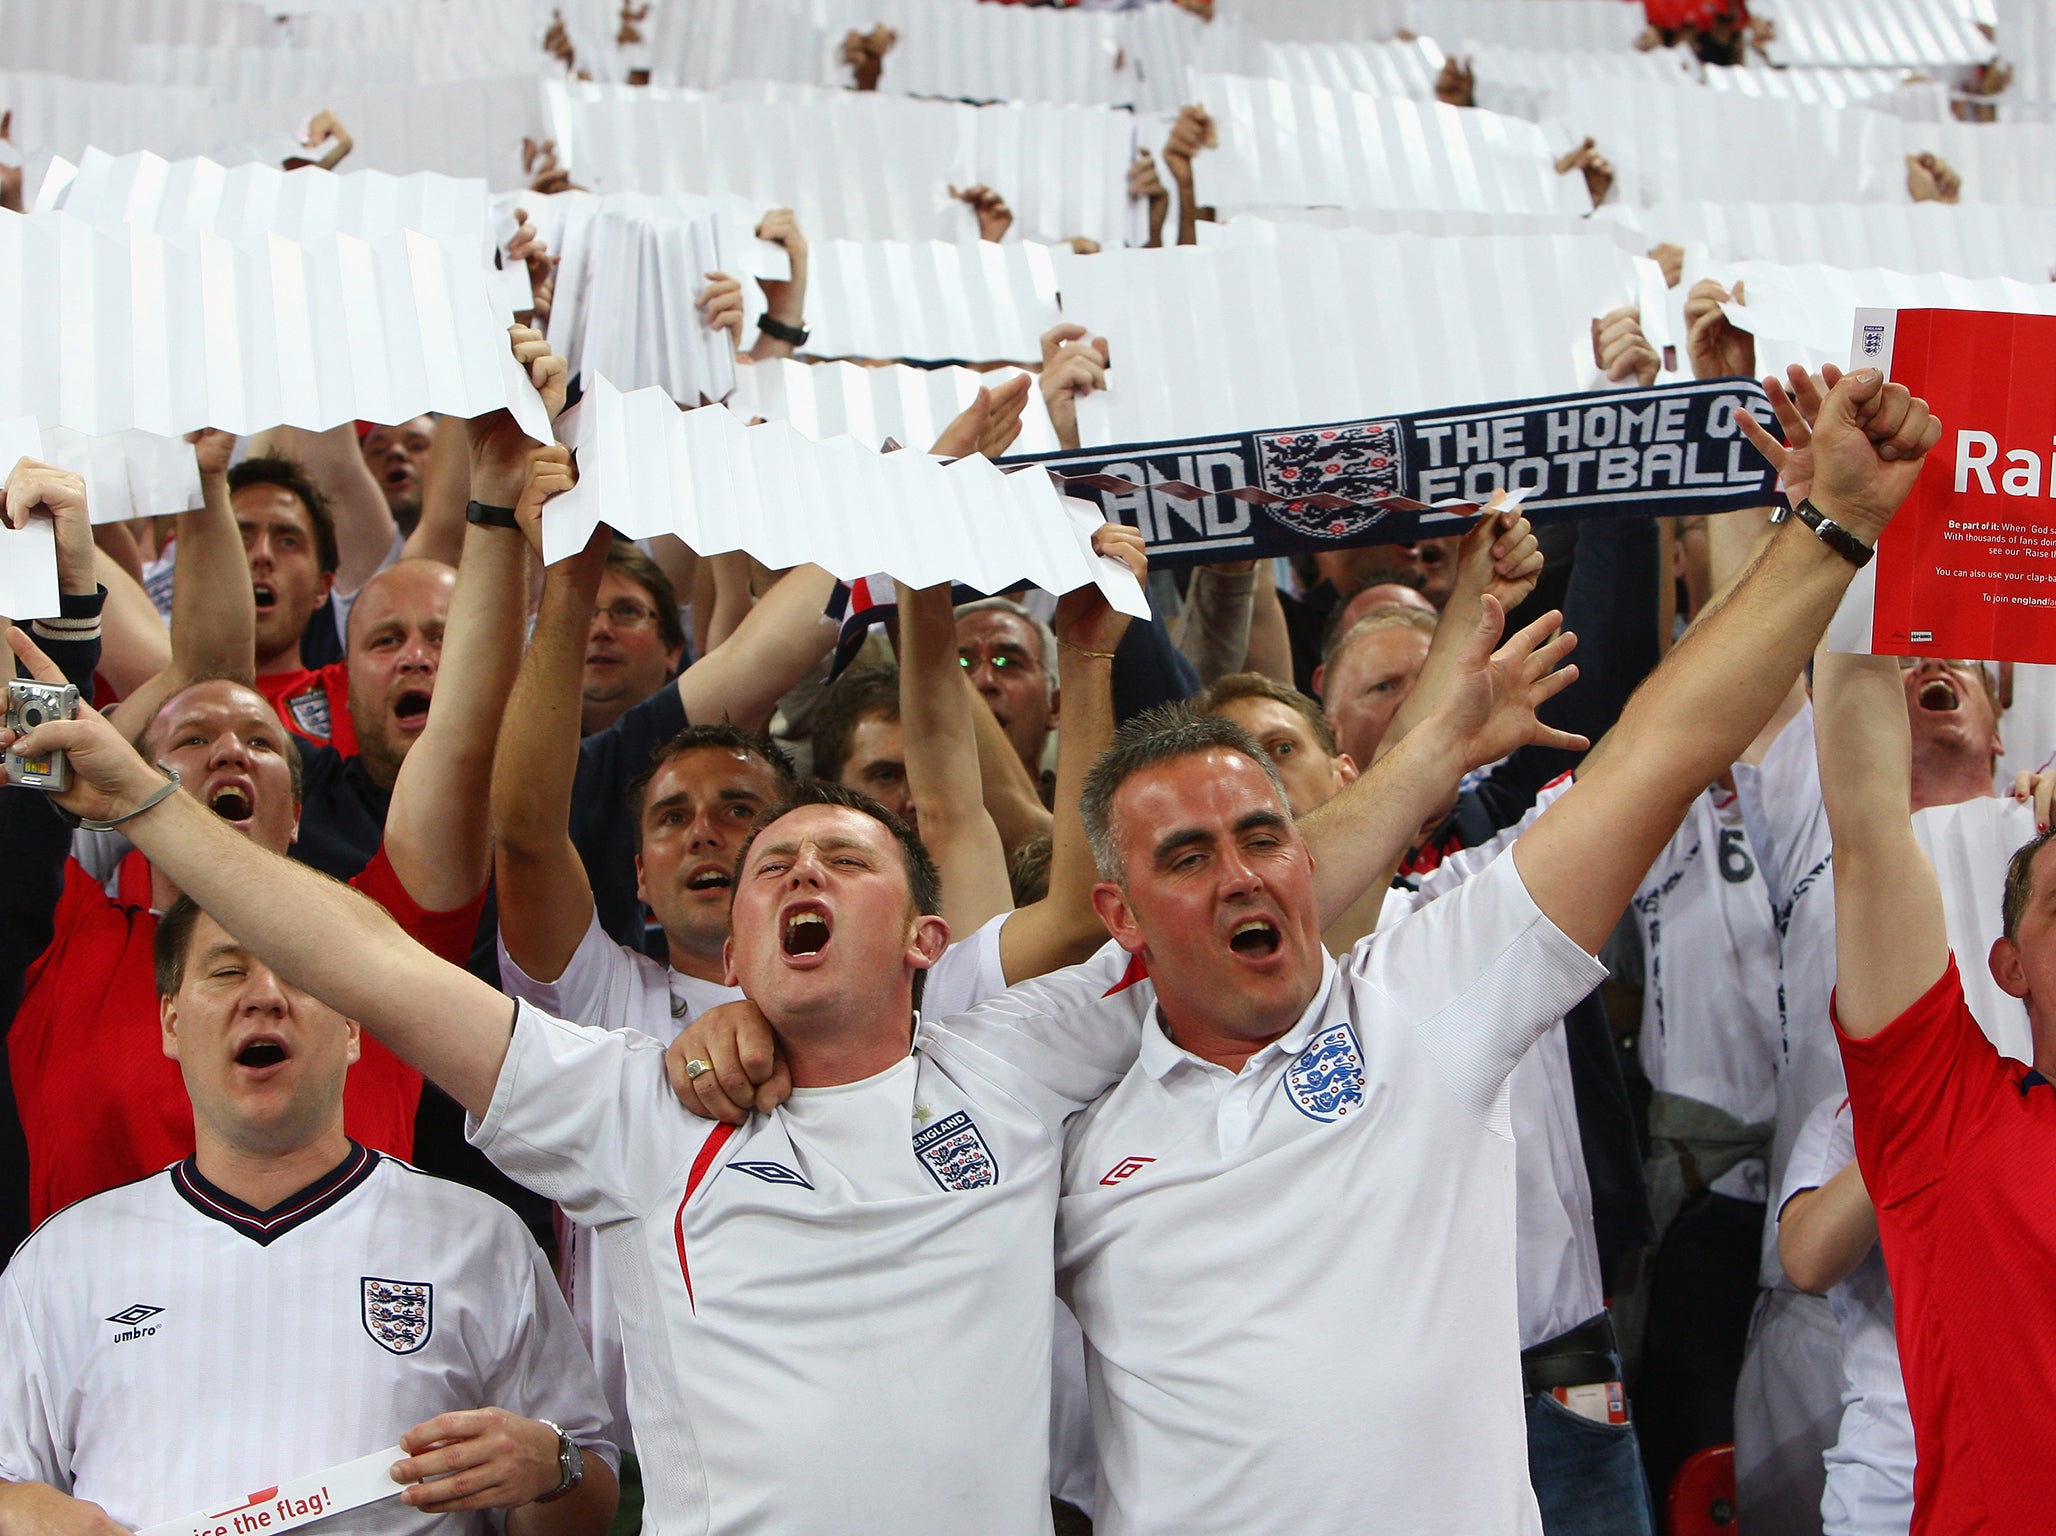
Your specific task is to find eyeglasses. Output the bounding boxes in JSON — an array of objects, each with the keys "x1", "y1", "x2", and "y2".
[{"x1": 592, "y1": 601, "x2": 660, "y2": 630}]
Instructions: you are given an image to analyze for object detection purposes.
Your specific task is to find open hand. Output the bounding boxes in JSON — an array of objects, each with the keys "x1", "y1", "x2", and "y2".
[
  {"x1": 930, "y1": 375, "x2": 1033, "y2": 460},
  {"x1": 1433, "y1": 599, "x2": 1586, "y2": 773},
  {"x1": 1736, "y1": 362, "x2": 1835, "y2": 505}
]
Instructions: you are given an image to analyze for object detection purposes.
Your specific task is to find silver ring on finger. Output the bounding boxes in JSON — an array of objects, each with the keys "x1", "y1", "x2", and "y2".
[{"x1": 685, "y1": 1057, "x2": 711, "y2": 1081}]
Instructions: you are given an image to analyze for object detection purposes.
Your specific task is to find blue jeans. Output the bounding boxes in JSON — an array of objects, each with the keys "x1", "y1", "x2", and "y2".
[{"x1": 1527, "y1": 1383, "x2": 1656, "y2": 1536}]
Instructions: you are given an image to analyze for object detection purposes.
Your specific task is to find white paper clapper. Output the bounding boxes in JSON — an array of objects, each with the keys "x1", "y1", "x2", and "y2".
[
  {"x1": 1712, "y1": 259, "x2": 2056, "y2": 374},
  {"x1": 1052, "y1": 232, "x2": 1645, "y2": 446},
  {"x1": 1252, "y1": 38, "x2": 1444, "y2": 100},
  {"x1": 1757, "y1": 0, "x2": 1995, "y2": 67},
  {"x1": 0, "y1": 0, "x2": 269, "y2": 82},
  {"x1": 1542, "y1": 81, "x2": 1902, "y2": 207},
  {"x1": 1699, "y1": 63, "x2": 1914, "y2": 110},
  {"x1": 800, "y1": 239, "x2": 1061, "y2": 365},
  {"x1": 1112, "y1": 3, "x2": 1255, "y2": 116},
  {"x1": 37, "y1": 427, "x2": 204, "y2": 525},
  {"x1": 1999, "y1": 0, "x2": 2056, "y2": 109},
  {"x1": 1632, "y1": 199, "x2": 2056, "y2": 284},
  {"x1": 548, "y1": 374, "x2": 1150, "y2": 623},
  {"x1": 728, "y1": 358, "x2": 1059, "y2": 457},
  {"x1": 1202, "y1": 208, "x2": 1629, "y2": 245},
  {"x1": 125, "y1": 42, "x2": 417, "y2": 96},
  {"x1": 0, "y1": 414, "x2": 60, "y2": 621},
  {"x1": 1188, "y1": 76, "x2": 1590, "y2": 217},
  {"x1": 0, "y1": 71, "x2": 213, "y2": 164},
  {"x1": 645, "y1": 0, "x2": 833, "y2": 92},
  {"x1": 961, "y1": 102, "x2": 1138, "y2": 252},
  {"x1": 573, "y1": 205, "x2": 738, "y2": 407},
  {"x1": 849, "y1": 0, "x2": 1130, "y2": 108},
  {"x1": 0, "y1": 211, "x2": 553, "y2": 442},
  {"x1": 281, "y1": 0, "x2": 547, "y2": 83}
]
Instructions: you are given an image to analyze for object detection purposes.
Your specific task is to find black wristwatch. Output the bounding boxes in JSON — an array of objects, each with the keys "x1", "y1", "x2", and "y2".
[
  {"x1": 465, "y1": 500, "x2": 520, "y2": 529},
  {"x1": 533, "y1": 1420, "x2": 585, "y2": 1504},
  {"x1": 1773, "y1": 497, "x2": 1873, "y2": 569},
  {"x1": 757, "y1": 313, "x2": 810, "y2": 347}
]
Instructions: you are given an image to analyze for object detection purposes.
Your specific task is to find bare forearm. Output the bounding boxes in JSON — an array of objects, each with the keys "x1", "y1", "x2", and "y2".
[
  {"x1": 1003, "y1": 645, "x2": 1116, "y2": 981},
  {"x1": 1241, "y1": 564, "x2": 1294, "y2": 684},
  {"x1": 898, "y1": 581, "x2": 1012, "y2": 933},
  {"x1": 93, "y1": 548, "x2": 171, "y2": 698},
  {"x1": 1706, "y1": 506, "x2": 1773, "y2": 602},
  {"x1": 169, "y1": 470, "x2": 255, "y2": 683},
  {"x1": 1778, "y1": 1161, "x2": 1879, "y2": 1294},
  {"x1": 701, "y1": 551, "x2": 753, "y2": 654},
  {"x1": 975, "y1": 694, "x2": 1053, "y2": 854},
  {"x1": 405, "y1": 417, "x2": 472, "y2": 568},
  {"x1": 1169, "y1": 563, "x2": 1255, "y2": 685},
  {"x1": 1817, "y1": 647, "x2": 1950, "y2": 1034},
  {"x1": 384, "y1": 525, "x2": 526, "y2": 909},
  {"x1": 490, "y1": 543, "x2": 604, "y2": 981},
  {"x1": 1303, "y1": 718, "x2": 1467, "y2": 925},
  {"x1": 125, "y1": 790, "x2": 511, "y2": 1112},
  {"x1": 676, "y1": 563, "x2": 836, "y2": 732}
]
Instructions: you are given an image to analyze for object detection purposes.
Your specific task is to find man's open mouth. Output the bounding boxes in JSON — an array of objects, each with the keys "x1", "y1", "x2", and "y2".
[
  {"x1": 252, "y1": 582, "x2": 277, "y2": 614},
  {"x1": 208, "y1": 784, "x2": 254, "y2": 823},
  {"x1": 1918, "y1": 676, "x2": 1961, "y2": 712},
  {"x1": 393, "y1": 689, "x2": 432, "y2": 725},
  {"x1": 234, "y1": 1037, "x2": 288, "y2": 1068},
  {"x1": 783, "y1": 908, "x2": 832, "y2": 956},
  {"x1": 686, "y1": 867, "x2": 732, "y2": 893},
  {"x1": 1230, "y1": 918, "x2": 1281, "y2": 958}
]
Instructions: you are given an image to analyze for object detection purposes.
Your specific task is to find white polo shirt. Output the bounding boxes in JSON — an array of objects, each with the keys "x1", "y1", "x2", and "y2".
[
  {"x1": 1056, "y1": 851, "x2": 1608, "y2": 1536},
  {"x1": 1376, "y1": 778, "x2": 1607, "y2": 1351},
  {"x1": 0, "y1": 1146, "x2": 615, "y2": 1536},
  {"x1": 1629, "y1": 787, "x2": 1781, "y2": 1202},
  {"x1": 496, "y1": 907, "x2": 1011, "y2": 1448},
  {"x1": 1736, "y1": 700, "x2": 2034, "y2": 1287},
  {"x1": 1778, "y1": 1095, "x2": 1912, "y2": 1536},
  {"x1": 470, "y1": 967, "x2": 1141, "y2": 1536}
]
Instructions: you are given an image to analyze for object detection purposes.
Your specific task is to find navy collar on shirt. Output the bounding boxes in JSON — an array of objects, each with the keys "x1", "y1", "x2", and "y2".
[
  {"x1": 2021, "y1": 1071, "x2": 2049, "y2": 1096},
  {"x1": 172, "y1": 1139, "x2": 379, "y2": 1245}
]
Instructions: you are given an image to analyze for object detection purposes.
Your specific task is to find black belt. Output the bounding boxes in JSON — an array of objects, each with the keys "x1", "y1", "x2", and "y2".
[{"x1": 1521, "y1": 1312, "x2": 1620, "y2": 1395}]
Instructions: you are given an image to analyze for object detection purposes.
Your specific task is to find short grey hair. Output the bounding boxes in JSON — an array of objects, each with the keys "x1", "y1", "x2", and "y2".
[
  {"x1": 954, "y1": 596, "x2": 1059, "y2": 693},
  {"x1": 1080, "y1": 703, "x2": 1288, "y2": 884}
]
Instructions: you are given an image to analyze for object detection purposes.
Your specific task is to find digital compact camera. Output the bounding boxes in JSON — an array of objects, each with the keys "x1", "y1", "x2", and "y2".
[{"x1": 4, "y1": 679, "x2": 79, "y2": 791}]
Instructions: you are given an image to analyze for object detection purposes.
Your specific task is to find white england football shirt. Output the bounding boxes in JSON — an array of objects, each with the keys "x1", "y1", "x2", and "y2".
[
  {"x1": 1736, "y1": 700, "x2": 2034, "y2": 1287},
  {"x1": 470, "y1": 967, "x2": 1140, "y2": 1536},
  {"x1": 495, "y1": 908, "x2": 1012, "y2": 1449},
  {"x1": 1630, "y1": 787, "x2": 1781, "y2": 1202},
  {"x1": 1055, "y1": 852, "x2": 1608, "y2": 1536},
  {"x1": 1778, "y1": 1096, "x2": 1913, "y2": 1536},
  {"x1": 0, "y1": 1147, "x2": 615, "y2": 1536},
  {"x1": 1376, "y1": 778, "x2": 1609, "y2": 1350}
]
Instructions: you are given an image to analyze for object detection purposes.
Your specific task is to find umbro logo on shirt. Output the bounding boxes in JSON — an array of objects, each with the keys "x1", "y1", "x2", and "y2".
[
  {"x1": 1099, "y1": 1157, "x2": 1155, "y2": 1187},
  {"x1": 106, "y1": 1303, "x2": 164, "y2": 1341},
  {"x1": 729, "y1": 1161, "x2": 815, "y2": 1190}
]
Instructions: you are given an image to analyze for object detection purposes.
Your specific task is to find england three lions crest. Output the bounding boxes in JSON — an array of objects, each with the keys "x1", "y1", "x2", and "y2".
[
  {"x1": 1283, "y1": 1022, "x2": 1365, "y2": 1123},
  {"x1": 1255, "y1": 421, "x2": 1403, "y2": 541},
  {"x1": 914, "y1": 1111, "x2": 998, "y2": 1191},
  {"x1": 362, "y1": 1277, "x2": 433, "y2": 1354}
]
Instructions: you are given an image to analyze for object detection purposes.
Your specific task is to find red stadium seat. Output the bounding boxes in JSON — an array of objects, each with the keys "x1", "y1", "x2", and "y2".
[{"x1": 1667, "y1": 1444, "x2": 1738, "y2": 1536}]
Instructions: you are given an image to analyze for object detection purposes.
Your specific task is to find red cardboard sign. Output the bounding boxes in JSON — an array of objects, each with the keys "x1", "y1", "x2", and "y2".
[{"x1": 1853, "y1": 308, "x2": 2056, "y2": 664}]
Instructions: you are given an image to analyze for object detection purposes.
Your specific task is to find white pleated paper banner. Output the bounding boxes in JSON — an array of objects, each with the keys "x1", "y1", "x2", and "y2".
[
  {"x1": 1191, "y1": 75, "x2": 1590, "y2": 217},
  {"x1": 1715, "y1": 260, "x2": 2056, "y2": 373},
  {"x1": 1699, "y1": 62, "x2": 1915, "y2": 109},
  {"x1": 0, "y1": 72, "x2": 214, "y2": 163},
  {"x1": 802, "y1": 240, "x2": 1062, "y2": 364},
  {"x1": 1408, "y1": 0, "x2": 1649, "y2": 52},
  {"x1": 548, "y1": 374, "x2": 1150, "y2": 622},
  {"x1": 1052, "y1": 233, "x2": 1645, "y2": 446},
  {"x1": 1758, "y1": 0, "x2": 1995, "y2": 67},
  {"x1": 1212, "y1": 0, "x2": 1411, "y2": 44},
  {"x1": 1635, "y1": 200, "x2": 2056, "y2": 282},
  {"x1": 0, "y1": 212, "x2": 552, "y2": 441},
  {"x1": 0, "y1": 0, "x2": 270, "y2": 82},
  {"x1": 728, "y1": 358, "x2": 1059, "y2": 457},
  {"x1": 125, "y1": 42, "x2": 419, "y2": 95}
]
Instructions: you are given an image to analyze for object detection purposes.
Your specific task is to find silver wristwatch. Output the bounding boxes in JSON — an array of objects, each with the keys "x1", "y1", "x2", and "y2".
[{"x1": 534, "y1": 1420, "x2": 585, "y2": 1504}]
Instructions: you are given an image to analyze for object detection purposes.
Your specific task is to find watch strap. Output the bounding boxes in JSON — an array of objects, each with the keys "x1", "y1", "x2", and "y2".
[
  {"x1": 465, "y1": 500, "x2": 520, "y2": 529},
  {"x1": 533, "y1": 1420, "x2": 583, "y2": 1504},
  {"x1": 1790, "y1": 497, "x2": 1874, "y2": 569},
  {"x1": 757, "y1": 313, "x2": 810, "y2": 347}
]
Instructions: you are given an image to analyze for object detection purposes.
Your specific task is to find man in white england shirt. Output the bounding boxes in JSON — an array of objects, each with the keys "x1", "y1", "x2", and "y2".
[
  {"x1": 4, "y1": 548, "x2": 1589, "y2": 1536},
  {"x1": 0, "y1": 900, "x2": 616, "y2": 1536}
]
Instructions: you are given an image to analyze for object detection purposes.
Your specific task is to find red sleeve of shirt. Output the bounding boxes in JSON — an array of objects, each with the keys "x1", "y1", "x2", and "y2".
[
  {"x1": 1834, "y1": 957, "x2": 2011, "y2": 1209},
  {"x1": 339, "y1": 846, "x2": 488, "y2": 1161}
]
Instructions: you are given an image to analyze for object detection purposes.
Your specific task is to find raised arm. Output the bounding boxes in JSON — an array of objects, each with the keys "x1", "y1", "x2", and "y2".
[
  {"x1": 106, "y1": 431, "x2": 254, "y2": 737},
  {"x1": 385, "y1": 335, "x2": 568, "y2": 912},
  {"x1": 1513, "y1": 369, "x2": 1942, "y2": 955},
  {"x1": 5, "y1": 654, "x2": 512, "y2": 1116},
  {"x1": 1305, "y1": 599, "x2": 1586, "y2": 926},
  {"x1": 1816, "y1": 648, "x2": 1948, "y2": 1036},
  {"x1": 1778, "y1": 1157, "x2": 1879, "y2": 1295},
  {"x1": 672, "y1": 563, "x2": 837, "y2": 733},
  {"x1": 492, "y1": 521, "x2": 609, "y2": 986},
  {"x1": 998, "y1": 524, "x2": 1148, "y2": 982}
]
